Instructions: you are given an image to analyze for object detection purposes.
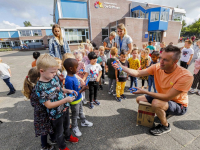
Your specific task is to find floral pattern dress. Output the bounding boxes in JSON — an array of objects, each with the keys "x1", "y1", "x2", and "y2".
[{"x1": 140, "y1": 57, "x2": 148, "y2": 80}]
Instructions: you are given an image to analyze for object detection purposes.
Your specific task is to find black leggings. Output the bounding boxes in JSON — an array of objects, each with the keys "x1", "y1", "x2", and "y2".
[
  {"x1": 180, "y1": 61, "x2": 188, "y2": 69},
  {"x1": 142, "y1": 79, "x2": 148, "y2": 87},
  {"x1": 101, "y1": 65, "x2": 104, "y2": 79},
  {"x1": 88, "y1": 81, "x2": 99, "y2": 102}
]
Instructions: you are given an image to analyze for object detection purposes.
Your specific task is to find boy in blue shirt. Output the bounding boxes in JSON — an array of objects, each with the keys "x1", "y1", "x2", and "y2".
[{"x1": 64, "y1": 58, "x2": 93, "y2": 137}]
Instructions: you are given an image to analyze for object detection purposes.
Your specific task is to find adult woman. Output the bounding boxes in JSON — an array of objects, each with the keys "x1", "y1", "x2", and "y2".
[
  {"x1": 115, "y1": 23, "x2": 133, "y2": 56},
  {"x1": 190, "y1": 40, "x2": 200, "y2": 67},
  {"x1": 49, "y1": 24, "x2": 70, "y2": 59},
  {"x1": 103, "y1": 31, "x2": 116, "y2": 58}
]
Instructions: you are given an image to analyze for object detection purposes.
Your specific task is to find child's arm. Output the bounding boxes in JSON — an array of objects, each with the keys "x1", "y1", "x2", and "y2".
[
  {"x1": 115, "y1": 69, "x2": 118, "y2": 82},
  {"x1": 8, "y1": 69, "x2": 11, "y2": 77},
  {"x1": 83, "y1": 72, "x2": 89, "y2": 81},
  {"x1": 62, "y1": 88, "x2": 78, "y2": 96},
  {"x1": 44, "y1": 97, "x2": 75, "y2": 109},
  {"x1": 187, "y1": 54, "x2": 193, "y2": 65},
  {"x1": 75, "y1": 74, "x2": 85, "y2": 85},
  {"x1": 96, "y1": 71, "x2": 102, "y2": 82},
  {"x1": 79, "y1": 85, "x2": 89, "y2": 94}
]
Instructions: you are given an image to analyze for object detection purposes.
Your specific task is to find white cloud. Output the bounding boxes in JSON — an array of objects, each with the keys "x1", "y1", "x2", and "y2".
[{"x1": 0, "y1": 21, "x2": 20, "y2": 29}]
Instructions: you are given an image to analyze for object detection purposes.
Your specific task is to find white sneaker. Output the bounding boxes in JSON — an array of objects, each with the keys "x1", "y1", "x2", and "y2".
[
  {"x1": 72, "y1": 127, "x2": 82, "y2": 137},
  {"x1": 198, "y1": 90, "x2": 200, "y2": 95},
  {"x1": 77, "y1": 116, "x2": 80, "y2": 119},
  {"x1": 113, "y1": 93, "x2": 116, "y2": 96},
  {"x1": 81, "y1": 120, "x2": 93, "y2": 127},
  {"x1": 189, "y1": 88, "x2": 195, "y2": 94},
  {"x1": 82, "y1": 99, "x2": 87, "y2": 104},
  {"x1": 108, "y1": 90, "x2": 113, "y2": 95}
]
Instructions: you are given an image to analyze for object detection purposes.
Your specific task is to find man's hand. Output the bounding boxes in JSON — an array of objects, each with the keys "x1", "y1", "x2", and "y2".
[
  {"x1": 131, "y1": 87, "x2": 147, "y2": 94},
  {"x1": 112, "y1": 60, "x2": 122, "y2": 70}
]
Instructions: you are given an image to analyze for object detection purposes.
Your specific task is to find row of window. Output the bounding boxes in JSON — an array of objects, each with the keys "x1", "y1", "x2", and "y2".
[
  {"x1": 0, "y1": 40, "x2": 44, "y2": 48},
  {"x1": 19, "y1": 30, "x2": 42, "y2": 37}
]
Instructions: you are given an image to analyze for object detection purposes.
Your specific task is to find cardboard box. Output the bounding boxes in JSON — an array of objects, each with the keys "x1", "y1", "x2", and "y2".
[{"x1": 137, "y1": 101, "x2": 155, "y2": 128}]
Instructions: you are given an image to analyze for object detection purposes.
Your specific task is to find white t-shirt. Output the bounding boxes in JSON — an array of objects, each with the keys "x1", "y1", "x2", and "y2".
[
  {"x1": 62, "y1": 70, "x2": 67, "y2": 79},
  {"x1": 85, "y1": 63, "x2": 102, "y2": 81},
  {"x1": 180, "y1": 48, "x2": 194, "y2": 62},
  {"x1": 0, "y1": 63, "x2": 11, "y2": 79}
]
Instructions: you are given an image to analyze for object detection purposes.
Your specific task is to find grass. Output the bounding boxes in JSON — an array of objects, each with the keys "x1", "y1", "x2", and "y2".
[{"x1": 0, "y1": 48, "x2": 13, "y2": 52}]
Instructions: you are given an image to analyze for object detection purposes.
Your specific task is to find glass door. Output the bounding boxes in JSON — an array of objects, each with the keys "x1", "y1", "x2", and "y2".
[{"x1": 149, "y1": 31, "x2": 161, "y2": 42}]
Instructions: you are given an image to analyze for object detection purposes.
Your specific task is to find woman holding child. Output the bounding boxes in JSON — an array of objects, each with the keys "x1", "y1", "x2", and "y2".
[{"x1": 49, "y1": 24, "x2": 71, "y2": 59}]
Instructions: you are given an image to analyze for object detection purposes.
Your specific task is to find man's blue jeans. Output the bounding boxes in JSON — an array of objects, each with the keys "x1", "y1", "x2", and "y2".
[
  {"x1": 148, "y1": 75, "x2": 157, "y2": 93},
  {"x1": 3, "y1": 77, "x2": 15, "y2": 92}
]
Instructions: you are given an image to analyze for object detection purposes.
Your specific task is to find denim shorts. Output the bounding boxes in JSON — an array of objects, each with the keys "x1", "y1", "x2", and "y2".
[{"x1": 145, "y1": 95, "x2": 187, "y2": 116}]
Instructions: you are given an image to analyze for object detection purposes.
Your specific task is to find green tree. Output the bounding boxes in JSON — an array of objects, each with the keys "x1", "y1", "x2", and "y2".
[{"x1": 23, "y1": 21, "x2": 32, "y2": 27}]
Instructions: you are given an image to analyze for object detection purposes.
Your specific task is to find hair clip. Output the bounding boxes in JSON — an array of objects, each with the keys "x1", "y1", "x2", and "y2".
[{"x1": 26, "y1": 76, "x2": 28, "y2": 78}]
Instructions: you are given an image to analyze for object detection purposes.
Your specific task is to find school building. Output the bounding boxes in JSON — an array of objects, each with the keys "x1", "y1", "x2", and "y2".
[{"x1": 53, "y1": 0, "x2": 186, "y2": 50}]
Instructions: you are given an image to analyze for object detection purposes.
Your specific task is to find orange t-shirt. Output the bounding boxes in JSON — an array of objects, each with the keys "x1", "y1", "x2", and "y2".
[
  {"x1": 32, "y1": 60, "x2": 36, "y2": 67},
  {"x1": 146, "y1": 63, "x2": 193, "y2": 107}
]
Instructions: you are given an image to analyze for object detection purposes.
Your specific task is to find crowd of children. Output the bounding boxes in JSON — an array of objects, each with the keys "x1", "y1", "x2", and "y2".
[{"x1": 17, "y1": 36, "x2": 200, "y2": 150}]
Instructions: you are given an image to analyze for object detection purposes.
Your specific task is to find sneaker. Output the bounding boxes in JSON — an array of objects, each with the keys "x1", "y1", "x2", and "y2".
[
  {"x1": 72, "y1": 127, "x2": 82, "y2": 137},
  {"x1": 149, "y1": 123, "x2": 171, "y2": 136},
  {"x1": 99, "y1": 85, "x2": 103, "y2": 90},
  {"x1": 120, "y1": 94, "x2": 126, "y2": 99},
  {"x1": 116, "y1": 97, "x2": 122, "y2": 102},
  {"x1": 108, "y1": 90, "x2": 113, "y2": 95},
  {"x1": 113, "y1": 93, "x2": 116, "y2": 96},
  {"x1": 77, "y1": 116, "x2": 80, "y2": 119},
  {"x1": 41, "y1": 143, "x2": 54, "y2": 150},
  {"x1": 81, "y1": 120, "x2": 93, "y2": 127},
  {"x1": 66, "y1": 135, "x2": 79, "y2": 143},
  {"x1": 59, "y1": 147, "x2": 70, "y2": 150},
  {"x1": 198, "y1": 90, "x2": 200, "y2": 95},
  {"x1": 189, "y1": 88, "x2": 195, "y2": 94},
  {"x1": 82, "y1": 99, "x2": 87, "y2": 104},
  {"x1": 7, "y1": 91, "x2": 15, "y2": 95},
  {"x1": 93, "y1": 100, "x2": 100, "y2": 105},
  {"x1": 49, "y1": 139, "x2": 56, "y2": 145},
  {"x1": 89, "y1": 102, "x2": 94, "y2": 109}
]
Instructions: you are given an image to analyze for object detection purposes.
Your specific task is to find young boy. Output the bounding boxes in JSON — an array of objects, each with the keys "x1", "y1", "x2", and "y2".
[
  {"x1": 99, "y1": 46, "x2": 107, "y2": 86},
  {"x1": 35, "y1": 53, "x2": 78, "y2": 150},
  {"x1": 115, "y1": 50, "x2": 129, "y2": 102},
  {"x1": 32, "y1": 51, "x2": 40, "y2": 67},
  {"x1": 83, "y1": 52, "x2": 102, "y2": 109},
  {"x1": 146, "y1": 41, "x2": 155, "y2": 54},
  {"x1": 180, "y1": 39, "x2": 194, "y2": 69},
  {"x1": 148, "y1": 51, "x2": 159, "y2": 93},
  {"x1": 64, "y1": 58, "x2": 93, "y2": 137},
  {"x1": 106, "y1": 47, "x2": 118, "y2": 96},
  {"x1": 0, "y1": 57, "x2": 16, "y2": 95},
  {"x1": 128, "y1": 48, "x2": 140, "y2": 89}
]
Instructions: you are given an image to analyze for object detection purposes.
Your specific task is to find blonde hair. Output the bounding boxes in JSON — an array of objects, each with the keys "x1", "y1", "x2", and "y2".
[
  {"x1": 86, "y1": 39, "x2": 90, "y2": 44},
  {"x1": 117, "y1": 23, "x2": 127, "y2": 35},
  {"x1": 75, "y1": 53, "x2": 83, "y2": 61},
  {"x1": 110, "y1": 47, "x2": 118, "y2": 56},
  {"x1": 36, "y1": 53, "x2": 59, "y2": 71},
  {"x1": 160, "y1": 42, "x2": 166, "y2": 47},
  {"x1": 110, "y1": 31, "x2": 116, "y2": 37},
  {"x1": 99, "y1": 46, "x2": 105, "y2": 51},
  {"x1": 21, "y1": 67, "x2": 40, "y2": 99},
  {"x1": 185, "y1": 39, "x2": 193, "y2": 45},
  {"x1": 54, "y1": 57, "x2": 62, "y2": 64},
  {"x1": 142, "y1": 43, "x2": 147, "y2": 48},
  {"x1": 62, "y1": 53, "x2": 75, "y2": 71},
  {"x1": 78, "y1": 43, "x2": 84, "y2": 49},
  {"x1": 52, "y1": 24, "x2": 63, "y2": 46},
  {"x1": 196, "y1": 39, "x2": 200, "y2": 45},
  {"x1": 144, "y1": 48, "x2": 150, "y2": 54}
]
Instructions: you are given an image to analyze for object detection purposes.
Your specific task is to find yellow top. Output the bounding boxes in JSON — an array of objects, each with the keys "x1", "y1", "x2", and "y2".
[{"x1": 128, "y1": 58, "x2": 140, "y2": 70}]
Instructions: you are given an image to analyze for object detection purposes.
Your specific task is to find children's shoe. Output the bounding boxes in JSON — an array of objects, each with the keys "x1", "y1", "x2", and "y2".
[
  {"x1": 108, "y1": 90, "x2": 113, "y2": 95},
  {"x1": 72, "y1": 127, "x2": 82, "y2": 137},
  {"x1": 99, "y1": 85, "x2": 103, "y2": 90},
  {"x1": 116, "y1": 97, "x2": 122, "y2": 102},
  {"x1": 81, "y1": 120, "x2": 93, "y2": 127},
  {"x1": 66, "y1": 135, "x2": 79, "y2": 143},
  {"x1": 7, "y1": 91, "x2": 15, "y2": 95},
  {"x1": 189, "y1": 88, "x2": 195, "y2": 94},
  {"x1": 41, "y1": 143, "x2": 54, "y2": 150},
  {"x1": 113, "y1": 93, "x2": 116, "y2": 96},
  {"x1": 89, "y1": 102, "x2": 94, "y2": 109},
  {"x1": 59, "y1": 147, "x2": 70, "y2": 150},
  {"x1": 49, "y1": 139, "x2": 56, "y2": 145},
  {"x1": 93, "y1": 100, "x2": 100, "y2": 105},
  {"x1": 82, "y1": 99, "x2": 87, "y2": 104},
  {"x1": 198, "y1": 90, "x2": 200, "y2": 95},
  {"x1": 120, "y1": 94, "x2": 126, "y2": 99},
  {"x1": 77, "y1": 116, "x2": 80, "y2": 119}
]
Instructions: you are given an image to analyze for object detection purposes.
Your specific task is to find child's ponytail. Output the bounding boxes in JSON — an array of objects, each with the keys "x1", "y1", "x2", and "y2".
[{"x1": 22, "y1": 67, "x2": 40, "y2": 99}]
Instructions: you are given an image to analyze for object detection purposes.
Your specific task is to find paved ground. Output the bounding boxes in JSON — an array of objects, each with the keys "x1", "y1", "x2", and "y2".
[{"x1": 0, "y1": 48, "x2": 200, "y2": 150}]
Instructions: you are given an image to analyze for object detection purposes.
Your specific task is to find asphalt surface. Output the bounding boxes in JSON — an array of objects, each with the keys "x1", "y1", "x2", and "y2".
[{"x1": 0, "y1": 47, "x2": 200, "y2": 150}]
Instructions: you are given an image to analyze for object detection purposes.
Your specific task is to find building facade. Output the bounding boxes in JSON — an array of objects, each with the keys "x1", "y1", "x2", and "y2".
[{"x1": 53, "y1": 0, "x2": 186, "y2": 50}]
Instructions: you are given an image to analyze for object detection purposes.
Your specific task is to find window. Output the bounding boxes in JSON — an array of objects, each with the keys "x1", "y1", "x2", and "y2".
[
  {"x1": 13, "y1": 41, "x2": 20, "y2": 46},
  {"x1": 161, "y1": 12, "x2": 169, "y2": 21},
  {"x1": 110, "y1": 27, "x2": 116, "y2": 32},
  {"x1": 19, "y1": 30, "x2": 31, "y2": 36},
  {"x1": 32, "y1": 30, "x2": 42, "y2": 36},
  {"x1": 132, "y1": 10, "x2": 139, "y2": 18},
  {"x1": 22, "y1": 40, "x2": 33, "y2": 44},
  {"x1": 0, "y1": 41, "x2": 11, "y2": 48},
  {"x1": 102, "y1": 28, "x2": 109, "y2": 41},
  {"x1": 146, "y1": 12, "x2": 149, "y2": 19},
  {"x1": 140, "y1": 11, "x2": 145, "y2": 18},
  {"x1": 65, "y1": 29, "x2": 89, "y2": 44},
  {"x1": 150, "y1": 12, "x2": 160, "y2": 22},
  {"x1": 35, "y1": 40, "x2": 43, "y2": 45},
  {"x1": 173, "y1": 13, "x2": 183, "y2": 21}
]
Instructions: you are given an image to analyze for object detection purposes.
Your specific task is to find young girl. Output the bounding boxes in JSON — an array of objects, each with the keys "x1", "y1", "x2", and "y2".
[
  {"x1": 190, "y1": 57, "x2": 200, "y2": 95},
  {"x1": 140, "y1": 48, "x2": 150, "y2": 89},
  {"x1": 75, "y1": 53, "x2": 87, "y2": 104},
  {"x1": 99, "y1": 46, "x2": 107, "y2": 86},
  {"x1": 22, "y1": 67, "x2": 55, "y2": 150}
]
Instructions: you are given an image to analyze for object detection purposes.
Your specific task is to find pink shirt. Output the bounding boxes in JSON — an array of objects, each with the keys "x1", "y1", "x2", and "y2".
[{"x1": 194, "y1": 58, "x2": 200, "y2": 74}]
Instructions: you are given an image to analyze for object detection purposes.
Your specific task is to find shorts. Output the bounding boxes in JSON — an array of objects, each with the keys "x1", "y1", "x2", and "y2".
[{"x1": 145, "y1": 95, "x2": 187, "y2": 116}]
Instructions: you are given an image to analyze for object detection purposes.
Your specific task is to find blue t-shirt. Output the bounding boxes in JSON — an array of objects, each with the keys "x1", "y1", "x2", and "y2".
[
  {"x1": 35, "y1": 75, "x2": 69, "y2": 120},
  {"x1": 97, "y1": 56, "x2": 102, "y2": 64},
  {"x1": 65, "y1": 75, "x2": 82, "y2": 105}
]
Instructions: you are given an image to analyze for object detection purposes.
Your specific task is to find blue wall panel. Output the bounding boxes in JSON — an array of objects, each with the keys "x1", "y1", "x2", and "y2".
[
  {"x1": 55, "y1": 3, "x2": 59, "y2": 23},
  {"x1": 46, "y1": 29, "x2": 53, "y2": 36},
  {"x1": 0, "y1": 31, "x2": 10, "y2": 38},
  {"x1": 61, "y1": 0, "x2": 88, "y2": 19},
  {"x1": 10, "y1": 31, "x2": 19, "y2": 38}
]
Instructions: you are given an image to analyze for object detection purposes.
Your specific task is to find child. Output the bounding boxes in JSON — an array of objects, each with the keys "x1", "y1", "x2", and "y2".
[
  {"x1": 140, "y1": 48, "x2": 150, "y2": 89},
  {"x1": 189, "y1": 57, "x2": 200, "y2": 95},
  {"x1": 32, "y1": 51, "x2": 40, "y2": 67},
  {"x1": 22, "y1": 67, "x2": 55, "y2": 150},
  {"x1": 148, "y1": 51, "x2": 159, "y2": 93},
  {"x1": 99, "y1": 46, "x2": 107, "y2": 85},
  {"x1": 128, "y1": 48, "x2": 140, "y2": 89},
  {"x1": 35, "y1": 53, "x2": 78, "y2": 150},
  {"x1": 180, "y1": 40, "x2": 194, "y2": 69},
  {"x1": 146, "y1": 41, "x2": 155, "y2": 55},
  {"x1": 106, "y1": 47, "x2": 118, "y2": 96},
  {"x1": 75, "y1": 53, "x2": 87, "y2": 104},
  {"x1": 115, "y1": 50, "x2": 129, "y2": 102},
  {"x1": 0, "y1": 57, "x2": 16, "y2": 95},
  {"x1": 83, "y1": 52, "x2": 102, "y2": 109},
  {"x1": 54, "y1": 57, "x2": 64, "y2": 84},
  {"x1": 64, "y1": 58, "x2": 93, "y2": 137}
]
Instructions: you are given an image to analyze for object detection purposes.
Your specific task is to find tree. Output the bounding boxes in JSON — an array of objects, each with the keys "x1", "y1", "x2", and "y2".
[
  {"x1": 182, "y1": 20, "x2": 186, "y2": 28},
  {"x1": 50, "y1": 24, "x2": 53, "y2": 27},
  {"x1": 23, "y1": 21, "x2": 32, "y2": 27}
]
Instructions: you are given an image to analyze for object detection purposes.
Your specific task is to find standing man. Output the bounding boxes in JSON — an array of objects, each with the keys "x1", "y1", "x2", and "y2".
[{"x1": 112, "y1": 45, "x2": 193, "y2": 136}]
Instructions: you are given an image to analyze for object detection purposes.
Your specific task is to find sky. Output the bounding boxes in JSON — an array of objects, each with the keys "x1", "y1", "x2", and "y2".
[{"x1": 0, "y1": 0, "x2": 199, "y2": 29}]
